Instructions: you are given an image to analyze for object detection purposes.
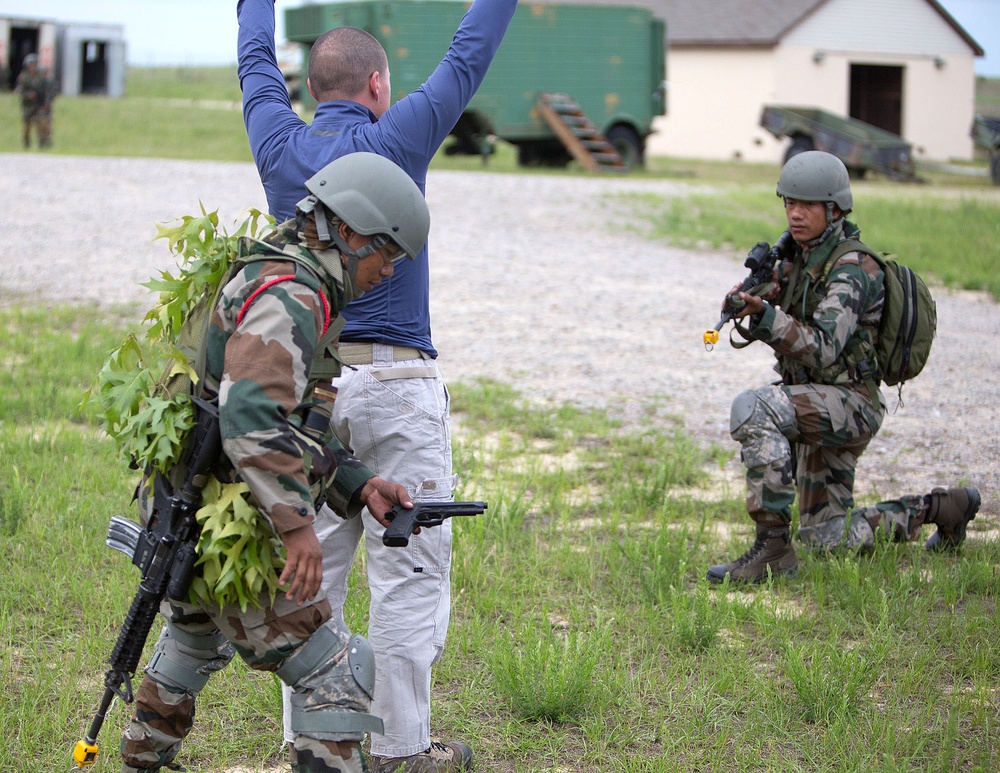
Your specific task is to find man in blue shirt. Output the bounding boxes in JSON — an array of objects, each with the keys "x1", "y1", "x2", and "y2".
[{"x1": 238, "y1": 1, "x2": 517, "y2": 771}]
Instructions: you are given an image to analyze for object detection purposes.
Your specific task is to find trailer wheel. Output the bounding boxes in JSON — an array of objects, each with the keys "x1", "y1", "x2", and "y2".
[
  {"x1": 606, "y1": 125, "x2": 644, "y2": 168},
  {"x1": 783, "y1": 135, "x2": 814, "y2": 164},
  {"x1": 991, "y1": 151, "x2": 1000, "y2": 186}
]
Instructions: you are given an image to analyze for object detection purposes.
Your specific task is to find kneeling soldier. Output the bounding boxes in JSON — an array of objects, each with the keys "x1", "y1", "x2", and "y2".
[{"x1": 707, "y1": 151, "x2": 979, "y2": 584}]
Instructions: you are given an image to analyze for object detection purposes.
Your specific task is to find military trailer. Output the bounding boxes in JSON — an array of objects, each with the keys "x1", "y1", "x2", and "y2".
[
  {"x1": 971, "y1": 114, "x2": 1000, "y2": 185},
  {"x1": 284, "y1": 0, "x2": 666, "y2": 170},
  {"x1": 760, "y1": 104, "x2": 917, "y2": 181}
]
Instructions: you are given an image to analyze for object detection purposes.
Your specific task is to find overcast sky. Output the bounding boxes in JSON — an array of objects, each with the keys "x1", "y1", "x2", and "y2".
[{"x1": 0, "y1": 0, "x2": 997, "y2": 75}]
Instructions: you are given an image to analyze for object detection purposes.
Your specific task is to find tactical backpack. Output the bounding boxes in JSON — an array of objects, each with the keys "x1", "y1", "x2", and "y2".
[{"x1": 826, "y1": 239, "x2": 937, "y2": 394}]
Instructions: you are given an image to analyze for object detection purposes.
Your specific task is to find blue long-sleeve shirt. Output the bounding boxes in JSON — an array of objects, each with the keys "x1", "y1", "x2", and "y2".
[{"x1": 237, "y1": 0, "x2": 517, "y2": 353}]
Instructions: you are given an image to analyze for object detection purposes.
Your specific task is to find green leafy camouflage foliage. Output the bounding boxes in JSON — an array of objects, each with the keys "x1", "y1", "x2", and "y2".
[
  {"x1": 86, "y1": 207, "x2": 287, "y2": 611},
  {"x1": 91, "y1": 331, "x2": 195, "y2": 472},
  {"x1": 87, "y1": 206, "x2": 271, "y2": 472},
  {"x1": 190, "y1": 477, "x2": 285, "y2": 611}
]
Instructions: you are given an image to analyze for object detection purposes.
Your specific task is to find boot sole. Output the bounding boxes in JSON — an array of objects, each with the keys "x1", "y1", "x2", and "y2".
[{"x1": 926, "y1": 487, "x2": 981, "y2": 551}]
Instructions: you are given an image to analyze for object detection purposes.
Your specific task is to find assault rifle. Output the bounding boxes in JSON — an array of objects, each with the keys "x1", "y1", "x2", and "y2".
[
  {"x1": 383, "y1": 501, "x2": 488, "y2": 547},
  {"x1": 703, "y1": 231, "x2": 795, "y2": 350},
  {"x1": 72, "y1": 397, "x2": 222, "y2": 769}
]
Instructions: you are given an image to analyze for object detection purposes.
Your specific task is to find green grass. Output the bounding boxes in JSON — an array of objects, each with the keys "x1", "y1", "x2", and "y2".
[
  {"x1": 0, "y1": 66, "x2": 250, "y2": 161},
  {"x1": 0, "y1": 90, "x2": 254, "y2": 162},
  {"x1": 618, "y1": 185, "x2": 1000, "y2": 299},
  {"x1": 1, "y1": 67, "x2": 999, "y2": 771},
  {"x1": 976, "y1": 75, "x2": 1000, "y2": 117},
  {"x1": 1, "y1": 307, "x2": 997, "y2": 773},
  {"x1": 125, "y1": 66, "x2": 244, "y2": 102}
]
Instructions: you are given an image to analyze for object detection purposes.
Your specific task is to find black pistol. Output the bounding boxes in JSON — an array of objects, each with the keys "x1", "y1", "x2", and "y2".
[{"x1": 382, "y1": 500, "x2": 488, "y2": 547}]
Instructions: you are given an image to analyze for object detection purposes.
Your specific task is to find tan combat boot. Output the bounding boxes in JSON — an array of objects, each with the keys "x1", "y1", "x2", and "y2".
[
  {"x1": 373, "y1": 741, "x2": 473, "y2": 773},
  {"x1": 924, "y1": 487, "x2": 980, "y2": 551},
  {"x1": 706, "y1": 526, "x2": 798, "y2": 584}
]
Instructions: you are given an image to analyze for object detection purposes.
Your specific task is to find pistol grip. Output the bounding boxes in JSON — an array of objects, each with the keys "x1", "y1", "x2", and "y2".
[{"x1": 383, "y1": 507, "x2": 419, "y2": 547}]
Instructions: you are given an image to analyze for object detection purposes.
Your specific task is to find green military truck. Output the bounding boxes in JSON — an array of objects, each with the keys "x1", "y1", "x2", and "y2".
[{"x1": 284, "y1": 0, "x2": 666, "y2": 169}]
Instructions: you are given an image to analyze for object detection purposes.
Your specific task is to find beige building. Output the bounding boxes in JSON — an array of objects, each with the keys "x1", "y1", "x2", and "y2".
[{"x1": 575, "y1": 0, "x2": 984, "y2": 163}]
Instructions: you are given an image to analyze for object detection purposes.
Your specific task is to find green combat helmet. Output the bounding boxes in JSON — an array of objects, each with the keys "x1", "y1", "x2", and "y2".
[
  {"x1": 298, "y1": 151, "x2": 431, "y2": 260},
  {"x1": 775, "y1": 150, "x2": 853, "y2": 212}
]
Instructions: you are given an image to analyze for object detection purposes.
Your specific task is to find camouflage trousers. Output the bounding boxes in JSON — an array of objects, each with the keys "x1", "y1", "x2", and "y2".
[
  {"x1": 120, "y1": 590, "x2": 375, "y2": 773},
  {"x1": 730, "y1": 383, "x2": 929, "y2": 550},
  {"x1": 22, "y1": 105, "x2": 52, "y2": 148}
]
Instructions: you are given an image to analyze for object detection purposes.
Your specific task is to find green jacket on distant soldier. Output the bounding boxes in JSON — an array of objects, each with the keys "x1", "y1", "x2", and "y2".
[{"x1": 15, "y1": 55, "x2": 55, "y2": 148}]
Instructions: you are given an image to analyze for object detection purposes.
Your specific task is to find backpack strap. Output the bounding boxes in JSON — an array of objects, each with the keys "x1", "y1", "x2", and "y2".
[
  {"x1": 824, "y1": 238, "x2": 885, "y2": 278},
  {"x1": 236, "y1": 275, "x2": 331, "y2": 333},
  {"x1": 192, "y1": 261, "x2": 242, "y2": 393},
  {"x1": 824, "y1": 238, "x2": 884, "y2": 411},
  {"x1": 224, "y1": 238, "x2": 351, "y2": 390},
  {"x1": 310, "y1": 314, "x2": 348, "y2": 382},
  {"x1": 232, "y1": 266, "x2": 347, "y2": 384}
]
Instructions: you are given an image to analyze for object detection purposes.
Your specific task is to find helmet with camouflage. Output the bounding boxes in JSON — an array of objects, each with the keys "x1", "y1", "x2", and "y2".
[
  {"x1": 23, "y1": 53, "x2": 38, "y2": 66},
  {"x1": 298, "y1": 152, "x2": 430, "y2": 261},
  {"x1": 776, "y1": 150, "x2": 852, "y2": 213}
]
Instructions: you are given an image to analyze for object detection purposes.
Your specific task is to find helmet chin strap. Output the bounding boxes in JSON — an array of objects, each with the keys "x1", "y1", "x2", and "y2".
[
  {"x1": 817, "y1": 201, "x2": 840, "y2": 243},
  {"x1": 332, "y1": 228, "x2": 362, "y2": 290},
  {"x1": 297, "y1": 194, "x2": 388, "y2": 293}
]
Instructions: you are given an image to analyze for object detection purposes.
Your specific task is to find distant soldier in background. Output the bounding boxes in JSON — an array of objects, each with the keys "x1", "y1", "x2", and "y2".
[{"x1": 15, "y1": 54, "x2": 56, "y2": 149}]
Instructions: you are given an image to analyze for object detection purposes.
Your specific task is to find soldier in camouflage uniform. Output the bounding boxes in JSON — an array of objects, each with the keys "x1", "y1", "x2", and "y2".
[
  {"x1": 707, "y1": 151, "x2": 980, "y2": 584},
  {"x1": 119, "y1": 152, "x2": 431, "y2": 773},
  {"x1": 14, "y1": 54, "x2": 55, "y2": 149}
]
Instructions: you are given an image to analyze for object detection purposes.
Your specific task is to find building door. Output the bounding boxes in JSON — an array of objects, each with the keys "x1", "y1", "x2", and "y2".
[
  {"x1": 80, "y1": 40, "x2": 108, "y2": 94},
  {"x1": 9, "y1": 26, "x2": 40, "y2": 85},
  {"x1": 850, "y1": 64, "x2": 904, "y2": 136}
]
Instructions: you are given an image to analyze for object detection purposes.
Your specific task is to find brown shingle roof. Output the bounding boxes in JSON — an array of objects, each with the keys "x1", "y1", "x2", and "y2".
[
  {"x1": 646, "y1": 0, "x2": 827, "y2": 46},
  {"x1": 548, "y1": 0, "x2": 983, "y2": 54},
  {"x1": 546, "y1": 0, "x2": 826, "y2": 45}
]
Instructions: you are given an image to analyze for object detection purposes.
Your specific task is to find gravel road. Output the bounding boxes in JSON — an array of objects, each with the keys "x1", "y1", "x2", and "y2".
[{"x1": 3, "y1": 153, "x2": 997, "y2": 527}]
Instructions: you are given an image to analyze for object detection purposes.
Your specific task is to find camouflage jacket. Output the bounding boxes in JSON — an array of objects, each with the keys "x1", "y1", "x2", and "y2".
[
  {"x1": 747, "y1": 219, "x2": 885, "y2": 387},
  {"x1": 15, "y1": 70, "x2": 55, "y2": 109},
  {"x1": 203, "y1": 219, "x2": 373, "y2": 536}
]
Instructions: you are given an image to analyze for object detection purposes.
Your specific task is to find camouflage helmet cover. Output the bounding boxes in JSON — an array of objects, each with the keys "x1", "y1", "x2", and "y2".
[
  {"x1": 23, "y1": 53, "x2": 38, "y2": 65},
  {"x1": 303, "y1": 152, "x2": 430, "y2": 260},
  {"x1": 776, "y1": 150, "x2": 853, "y2": 212}
]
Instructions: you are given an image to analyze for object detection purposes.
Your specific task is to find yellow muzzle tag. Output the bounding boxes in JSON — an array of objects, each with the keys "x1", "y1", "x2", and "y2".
[
  {"x1": 72, "y1": 739, "x2": 99, "y2": 767},
  {"x1": 703, "y1": 329, "x2": 720, "y2": 350}
]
